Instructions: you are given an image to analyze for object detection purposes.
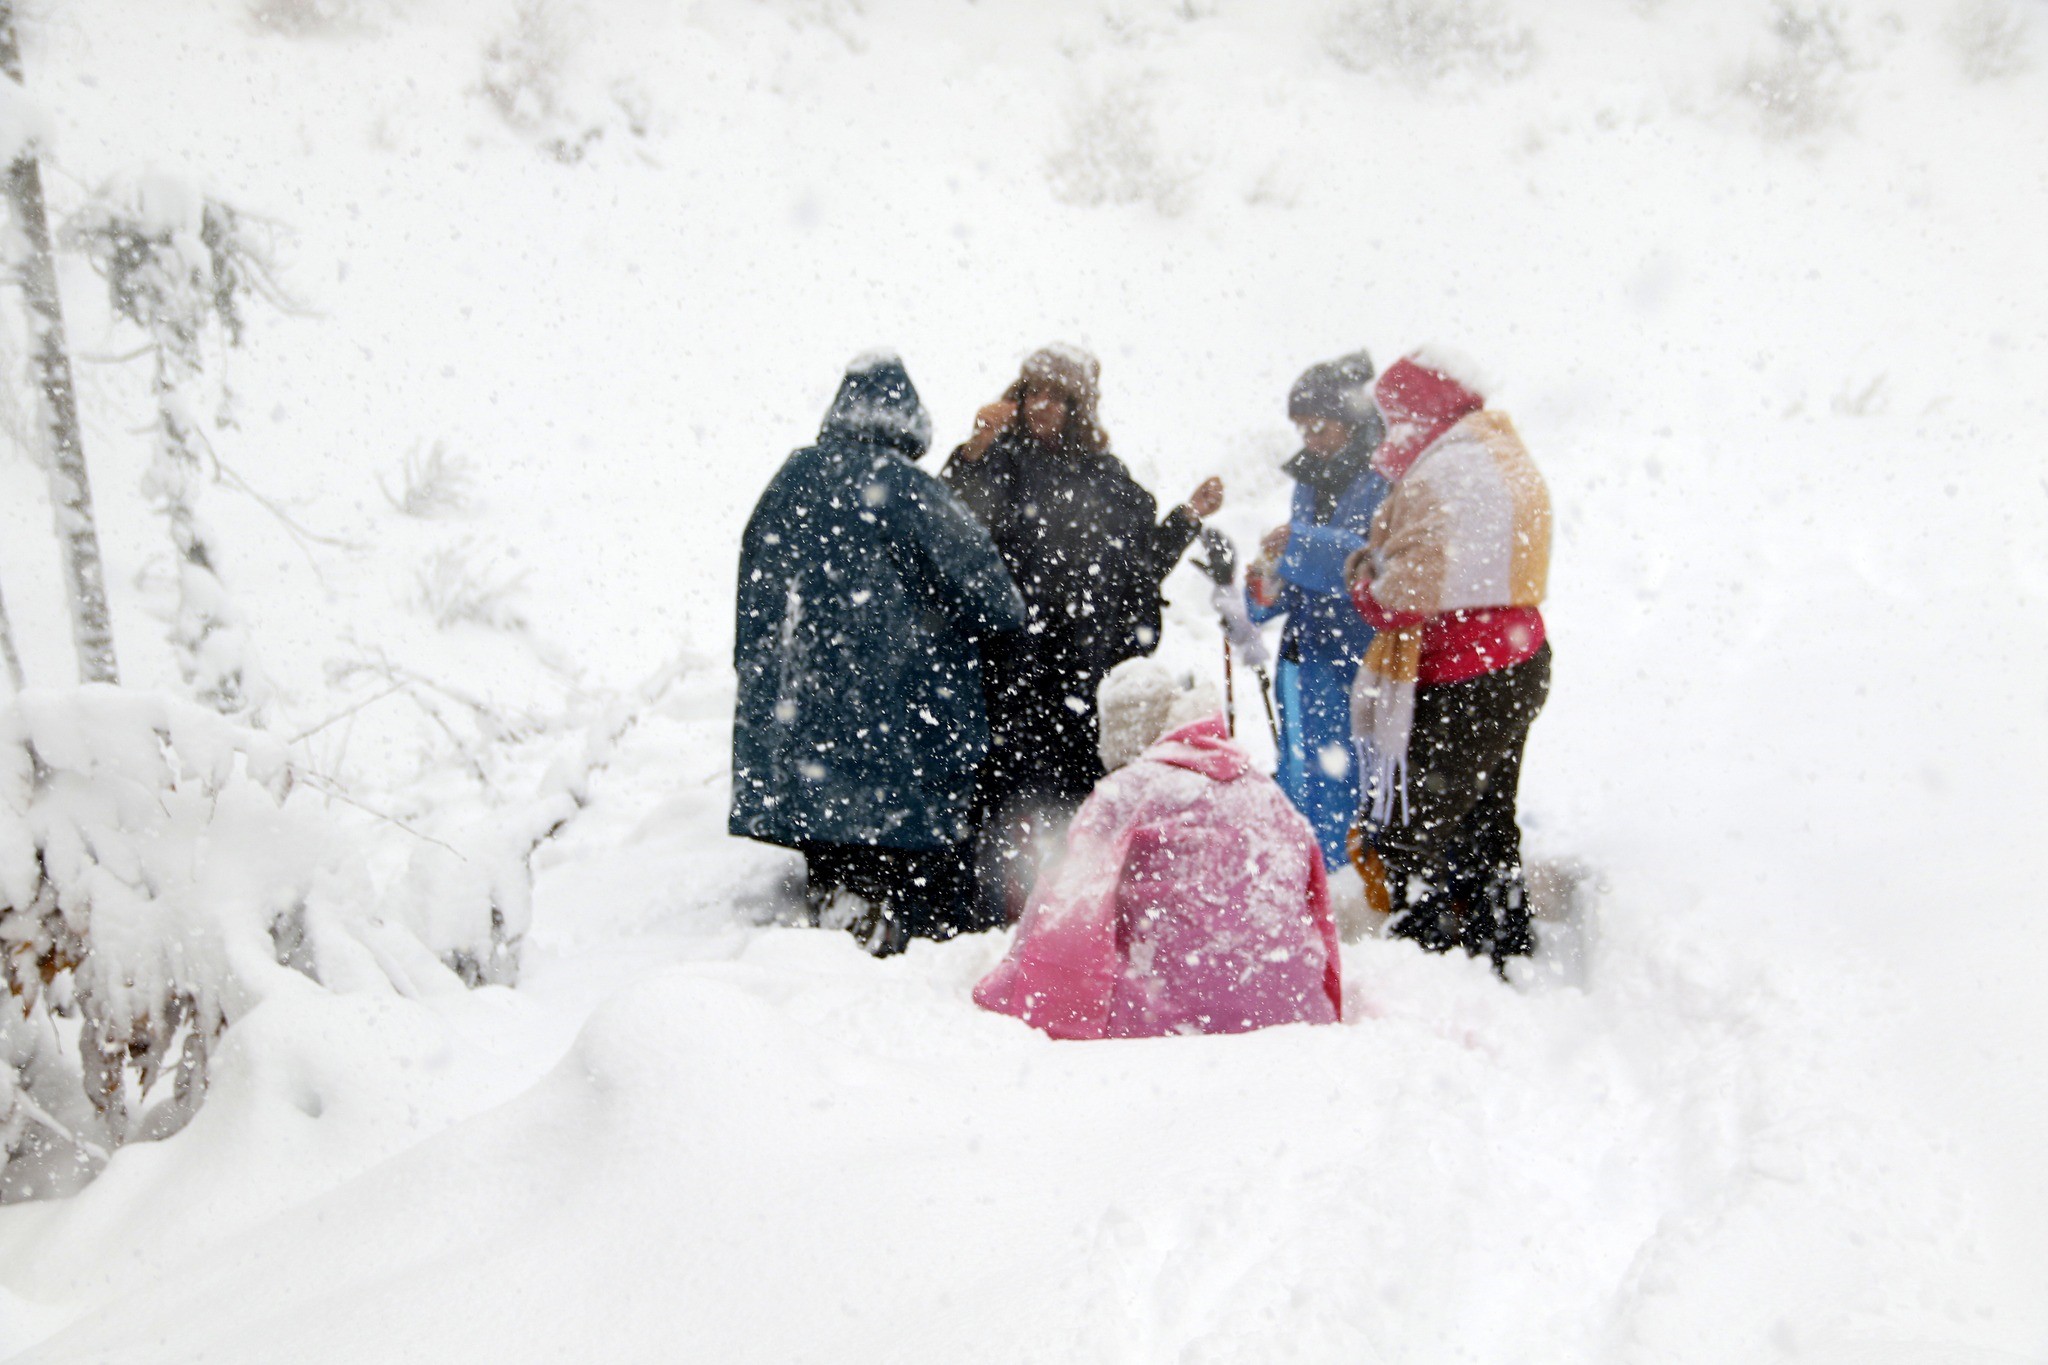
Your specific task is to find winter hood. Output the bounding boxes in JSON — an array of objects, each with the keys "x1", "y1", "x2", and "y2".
[
  {"x1": 820, "y1": 351, "x2": 933, "y2": 459},
  {"x1": 1142, "y1": 715, "x2": 1249, "y2": 783},
  {"x1": 1371, "y1": 355, "x2": 1485, "y2": 482},
  {"x1": 1007, "y1": 344, "x2": 1110, "y2": 454}
]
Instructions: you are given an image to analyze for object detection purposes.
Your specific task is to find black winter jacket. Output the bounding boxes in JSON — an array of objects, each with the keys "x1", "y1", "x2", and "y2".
[{"x1": 941, "y1": 431, "x2": 1198, "y2": 803}]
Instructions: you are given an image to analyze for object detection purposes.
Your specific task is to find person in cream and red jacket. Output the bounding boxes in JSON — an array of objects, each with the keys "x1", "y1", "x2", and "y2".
[{"x1": 1342, "y1": 351, "x2": 1552, "y2": 977}]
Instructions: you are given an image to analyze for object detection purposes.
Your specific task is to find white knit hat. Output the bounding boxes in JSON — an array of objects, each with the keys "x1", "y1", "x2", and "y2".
[{"x1": 1096, "y1": 657, "x2": 1223, "y2": 771}]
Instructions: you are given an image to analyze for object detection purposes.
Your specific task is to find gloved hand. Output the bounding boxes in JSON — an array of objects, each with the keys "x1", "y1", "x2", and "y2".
[
  {"x1": 1343, "y1": 545, "x2": 1374, "y2": 591},
  {"x1": 1211, "y1": 582, "x2": 1272, "y2": 669},
  {"x1": 957, "y1": 400, "x2": 1017, "y2": 461}
]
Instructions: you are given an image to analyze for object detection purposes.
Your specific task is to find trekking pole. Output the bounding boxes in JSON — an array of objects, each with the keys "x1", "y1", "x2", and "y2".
[
  {"x1": 1221, "y1": 629, "x2": 1237, "y2": 736},
  {"x1": 1196, "y1": 527, "x2": 1277, "y2": 748},
  {"x1": 1252, "y1": 659, "x2": 1279, "y2": 742}
]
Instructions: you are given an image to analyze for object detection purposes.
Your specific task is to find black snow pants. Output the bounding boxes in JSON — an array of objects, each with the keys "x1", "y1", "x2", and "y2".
[
  {"x1": 1366, "y1": 643, "x2": 1550, "y2": 974},
  {"x1": 799, "y1": 842, "x2": 985, "y2": 957}
]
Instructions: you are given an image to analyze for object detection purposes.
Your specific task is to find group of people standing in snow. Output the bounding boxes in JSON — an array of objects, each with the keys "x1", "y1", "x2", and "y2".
[{"x1": 729, "y1": 342, "x2": 1550, "y2": 1036}]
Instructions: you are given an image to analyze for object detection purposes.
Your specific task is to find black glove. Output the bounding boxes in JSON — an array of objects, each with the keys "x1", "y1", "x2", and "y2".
[{"x1": 1195, "y1": 527, "x2": 1237, "y2": 587}]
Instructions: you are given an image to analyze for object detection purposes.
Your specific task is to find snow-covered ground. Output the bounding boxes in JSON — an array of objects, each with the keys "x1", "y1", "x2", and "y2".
[{"x1": 1, "y1": 0, "x2": 2045, "y2": 1359}]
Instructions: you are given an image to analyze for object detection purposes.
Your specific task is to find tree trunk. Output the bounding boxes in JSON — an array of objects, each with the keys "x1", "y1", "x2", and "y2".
[
  {"x1": 0, "y1": 570, "x2": 24, "y2": 692},
  {"x1": 1, "y1": 7, "x2": 118, "y2": 685}
]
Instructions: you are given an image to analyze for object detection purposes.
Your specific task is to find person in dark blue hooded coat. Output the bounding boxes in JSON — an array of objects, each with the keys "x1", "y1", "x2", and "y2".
[
  {"x1": 729, "y1": 353, "x2": 1026, "y2": 955},
  {"x1": 1246, "y1": 351, "x2": 1389, "y2": 869}
]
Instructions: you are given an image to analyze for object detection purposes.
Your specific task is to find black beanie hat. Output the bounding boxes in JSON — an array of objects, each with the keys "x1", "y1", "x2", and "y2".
[{"x1": 1287, "y1": 350, "x2": 1377, "y2": 424}]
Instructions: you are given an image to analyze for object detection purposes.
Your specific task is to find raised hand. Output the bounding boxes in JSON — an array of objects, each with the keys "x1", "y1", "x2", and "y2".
[{"x1": 960, "y1": 400, "x2": 1017, "y2": 460}]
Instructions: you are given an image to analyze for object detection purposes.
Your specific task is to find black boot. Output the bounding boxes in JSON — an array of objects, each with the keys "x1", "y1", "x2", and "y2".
[
  {"x1": 1463, "y1": 866, "x2": 1533, "y2": 977},
  {"x1": 1383, "y1": 856, "x2": 1464, "y2": 956},
  {"x1": 847, "y1": 897, "x2": 909, "y2": 958}
]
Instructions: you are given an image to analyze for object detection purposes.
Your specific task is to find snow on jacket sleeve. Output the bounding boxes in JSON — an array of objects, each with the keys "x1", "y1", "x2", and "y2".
[
  {"x1": 971, "y1": 789, "x2": 1133, "y2": 1040},
  {"x1": 885, "y1": 462, "x2": 1026, "y2": 637},
  {"x1": 1145, "y1": 504, "x2": 1201, "y2": 584}
]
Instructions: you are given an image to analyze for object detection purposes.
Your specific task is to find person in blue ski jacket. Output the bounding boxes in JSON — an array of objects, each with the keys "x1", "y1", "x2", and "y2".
[{"x1": 1246, "y1": 352, "x2": 1388, "y2": 869}]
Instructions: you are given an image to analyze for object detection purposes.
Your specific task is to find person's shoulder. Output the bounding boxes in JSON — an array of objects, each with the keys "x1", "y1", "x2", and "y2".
[
  {"x1": 874, "y1": 449, "x2": 938, "y2": 492},
  {"x1": 1079, "y1": 759, "x2": 1162, "y2": 815},
  {"x1": 1111, "y1": 755, "x2": 1212, "y2": 804},
  {"x1": 1078, "y1": 447, "x2": 1154, "y2": 501},
  {"x1": 774, "y1": 441, "x2": 829, "y2": 475},
  {"x1": 751, "y1": 444, "x2": 821, "y2": 502},
  {"x1": 874, "y1": 452, "x2": 980, "y2": 521},
  {"x1": 1081, "y1": 445, "x2": 1134, "y2": 478},
  {"x1": 1342, "y1": 462, "x2": 1390, "y2": 502},
  {"x1": 1227, "y1": 769, "x2": 1320, "y2": 843},
  {"x1": 1065, "y1": 770, "x2": 1157, "y2": 840},
  {"x1": 1407, "y1": 412, "x2": 1515, "y2": 485}
]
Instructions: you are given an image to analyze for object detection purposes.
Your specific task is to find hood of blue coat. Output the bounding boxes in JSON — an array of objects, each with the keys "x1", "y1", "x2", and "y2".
[{"x1": 819, "y1": 352, "x2": 933, "y2": 459}]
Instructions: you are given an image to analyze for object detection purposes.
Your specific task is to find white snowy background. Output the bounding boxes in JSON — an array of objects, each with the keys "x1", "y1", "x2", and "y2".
[{"x1": 0, "y1": 0, "x2": 2044, "y2": 1360}]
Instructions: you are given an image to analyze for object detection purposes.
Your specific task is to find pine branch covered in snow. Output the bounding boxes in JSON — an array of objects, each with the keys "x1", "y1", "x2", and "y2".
[
  {"x1": 65, "y1": 176, "x2": 294, "y2": 723},
  {"x1": 474, "y1": 2, "x2": 657, "y2": 165},
  {"x1": 0, "y1": 688, "x2": 296, "y2": 1173},
  {"x1": 248, "y1": 0, "x2": 369, "y2": 37},
  {"x1": 0, "y1": 685, "x2": 556, "y2": 1196},
  {"x1": 380, "y1": 439, "x2": 476, "y2": 519},
  {"x1": 0, "y1": 573, "x2": 22, "y2": 692},
  {"x1": 1946, "y1": 0, "x2": 2034, "y2": 80},
  {"x1": 479, "y1": 0, "x2": 572, "y2": 132},
  {"x1": 412, "y1": 540, "x2": 530, "y2": 632}
]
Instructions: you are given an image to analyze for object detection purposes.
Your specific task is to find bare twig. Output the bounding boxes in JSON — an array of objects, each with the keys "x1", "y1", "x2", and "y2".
[
  {"x1": 289, "y1": 765, "x2": 468, "y2": 860},
  {"x1": 74, "y1": 343, "x2": 155, "y2": 365},
  {"x1": 203, "y1": 442, "x2": 355, "y2": 548},
  {"x1": 334, "y1": 640, "x2": 543, "y2": 739},
  {"x1": 411, "y1": 691, "x2": 491, "y2": 785},
  {"x1": 6, "y1": 1085, "x2": 112, "y2": 1164},
  {"x1": 520, "y1": 650, "x2": 698, "y2": 854},
  {"x1": 286, "y1": 679, "x2": 412, "y2": 745},
  {"x1": 212, "y1": 204, "x2": 314, "y2": 319}
]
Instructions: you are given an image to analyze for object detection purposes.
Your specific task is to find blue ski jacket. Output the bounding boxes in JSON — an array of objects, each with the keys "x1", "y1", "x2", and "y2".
[
  {"x1": 1248, "y1": 430, "x2": 1390, "y2": 864},
  {"x1": 1246, "y1": 436, "x2": 1389, "y2": 674}
]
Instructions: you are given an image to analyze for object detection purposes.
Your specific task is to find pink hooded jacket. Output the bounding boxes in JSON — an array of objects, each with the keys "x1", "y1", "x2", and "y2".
[{"x1": 973, "y1": 716, "x2": 1343, "y2": 1039}]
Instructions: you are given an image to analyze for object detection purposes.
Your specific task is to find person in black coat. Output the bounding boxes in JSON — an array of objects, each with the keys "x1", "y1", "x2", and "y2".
[
  {"x1": 730, "y1": 353, "x2": 1026, "y2": 955},
  {"x1": 941, "y1": 344, "x2": 1223, "y2": 919}
]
